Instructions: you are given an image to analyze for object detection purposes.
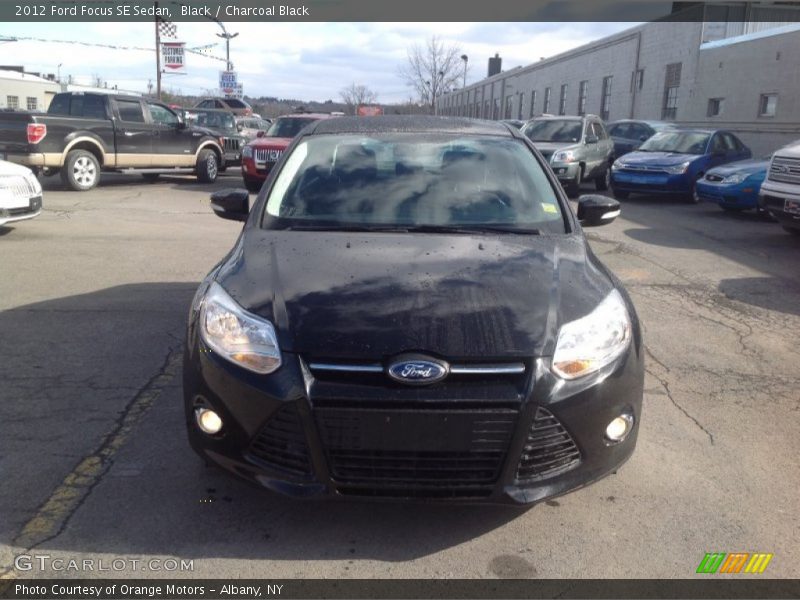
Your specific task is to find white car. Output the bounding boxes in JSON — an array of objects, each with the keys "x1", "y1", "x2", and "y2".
[{"x1": 0, "y1": 160, "x2": 43, "y2": 226}]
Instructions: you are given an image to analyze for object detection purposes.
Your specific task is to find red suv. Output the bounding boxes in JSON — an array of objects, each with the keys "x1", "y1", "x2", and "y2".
[{"x1": 241, "y1": 113, "x2": 332, "y2": 191}]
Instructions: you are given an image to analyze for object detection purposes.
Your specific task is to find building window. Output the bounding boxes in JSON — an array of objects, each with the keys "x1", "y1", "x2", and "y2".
[
  {"x1": 484, "y1": 99, "x2": 490, "y2": 119},
  {"x1": 662, "y1": 87, "x2": 679, "y2": 120},
  {"x1": 543, "y1": 87, "x2": 551, "y2": 113},
  {"x1": 7, "y1": 95, "x2": 19, "y2": 110},
  {"x1": 558, "y1": 84, "x2": 568, "y2": 115},
  {"x1": 26, "y1": 97, "x2": 38, "y2": 111},
  {"x1": 577, "y1": 81, "x2": 588, "y2": 116},
  {"x1": 759, "y1": 93, "x2": 778, "y2": 117},
  {"x1": 600, "y1": 76, "x2": 613, "y2": 121},
  {"x1": 517, "y1": 93, "x2": 523, "y2": 120},
  {"x1": 661, "y1": 62, "x2": 682, "y2": 120},
  {"x1": 707, "y1": 98, "x2": 723, "y2": 117},
  {"x1": 493, "y1": 98, "x2": 500, "y2": 120},
  {"x1": 529, "y1": 90, "x2": 537, "y2": 118},
  {"x1": 505, "y1": 95, "x2": 513, "y2": 119},
  {"x1": 631, "y1": 69, "x2": 644, "y2": 92}
]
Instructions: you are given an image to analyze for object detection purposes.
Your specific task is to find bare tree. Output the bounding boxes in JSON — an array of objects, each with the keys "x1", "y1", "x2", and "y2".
[
  {"x1": 339, "y1": 83, "x2": 379, "y2": 115},
  {"x1": 398, "y1": 36, "x2": 464, "y2": 114}
]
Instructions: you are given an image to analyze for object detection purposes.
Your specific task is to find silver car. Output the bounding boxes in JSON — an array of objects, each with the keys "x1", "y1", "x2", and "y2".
[{"x1": 522, "y1": 115, "x2": 614, "y2": 197}]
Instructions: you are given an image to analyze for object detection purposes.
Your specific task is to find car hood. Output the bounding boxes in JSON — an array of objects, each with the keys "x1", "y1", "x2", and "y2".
[
  {"x1": 0, "y1": 159, "x2": 34, "y2": 177},
  {"x1": 249, "y1": 137, "x2": 293, "y2": 150},
  {"x1": 531, "y1": 142, "x2": 576, "y2": 155},
  {"x1": 707, "y1": 159, "x2": 769, "y2": 177},
  {"x1": 619, "y1": 151, "x2": 701, "y2": 167},
  {"x1": 214, "y1": 230, "x2": 615, "y2": 360}
]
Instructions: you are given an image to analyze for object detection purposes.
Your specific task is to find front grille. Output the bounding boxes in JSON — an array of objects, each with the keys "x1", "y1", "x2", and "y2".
[
  {"x1": 316, "y1": 407, "x2": 517, "y2": 494},
  {"x1": 768, "y1": 156, "x2": 800, "y2": 185},
  {"x1": 621, "y1": 164, "x2": 667, "y2": 173},
  {"x1": 1, "y1": 174, "x2": 39, "y2": 201},
  {"x1": 254, "y1": 148, "x2": 283, "y2": 163},
  {"x1": 222, "y1": 137, "x2": 241, "y2": 152},
  {"x1": 516, "y1": 407, "x2": 581, "y2": 482},
  {"x1": 247, "y1": 403, "x2": 311, "y2": 476}
]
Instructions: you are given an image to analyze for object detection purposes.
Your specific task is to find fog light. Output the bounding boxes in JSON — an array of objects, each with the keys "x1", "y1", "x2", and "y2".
[
  {"x1": 195, "y1": 408, "x2": 223, "y2": 435},
  {"x1": 605, "y1": 413, "x2": 633, "y2": 443}
]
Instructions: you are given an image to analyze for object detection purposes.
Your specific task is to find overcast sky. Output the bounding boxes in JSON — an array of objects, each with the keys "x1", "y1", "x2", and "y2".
[{"x1": 2, "y1": 22, "x2": 635, "y2": 102}]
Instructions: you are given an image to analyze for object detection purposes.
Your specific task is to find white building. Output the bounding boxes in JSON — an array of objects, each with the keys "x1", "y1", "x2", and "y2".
[{"x1": 0, "y1": 69, "x2": 59, "y2": 112}]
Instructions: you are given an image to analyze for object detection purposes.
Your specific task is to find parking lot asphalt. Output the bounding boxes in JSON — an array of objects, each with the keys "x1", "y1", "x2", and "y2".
[{"x1": 1, "y1": 172, "x2": 798, "y2": 580}]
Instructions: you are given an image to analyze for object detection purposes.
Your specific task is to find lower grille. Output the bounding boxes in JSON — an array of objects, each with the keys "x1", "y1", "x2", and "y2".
[
  {"x1": 516, "y1": 407, "x2": 581, "y2": 481},
  {"x1": 316, "y1": 407, "x2": 517, "y2": 491},
  {"x1": 248, "y1": 404, "x2": 311, "y2": 475}
]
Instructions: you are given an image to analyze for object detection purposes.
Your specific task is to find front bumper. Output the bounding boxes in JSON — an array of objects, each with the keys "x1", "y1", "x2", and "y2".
[
  {"x1": 550, "y1": 162, "x2": 581, "y2": 182},
  {"x1": 611, "y1": 169, "x2": 692, "y2": 195},
  {"x1": 695, "y1": 180, "x2": 760, "y2": 209},
  {"x1": 241, "y1": 157, "x2": 277, "y2": 182},
  {"x1": 759, "y1": 181, "x2": 800, "y2": 229},
  {"x1": 0, "y1": 194, "x2": 42, "y2": 226},
  {"x1": 183, "y1": 325, "x2": 644, "y2": 505}
]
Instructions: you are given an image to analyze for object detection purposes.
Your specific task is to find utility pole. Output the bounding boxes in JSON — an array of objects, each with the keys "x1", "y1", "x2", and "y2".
[
  {"x1": 216, "y1": 28, "x2": 238, "y2": 71},
  {"x1": 154, "y1": 2, "x2": 161, "y2": 100}
]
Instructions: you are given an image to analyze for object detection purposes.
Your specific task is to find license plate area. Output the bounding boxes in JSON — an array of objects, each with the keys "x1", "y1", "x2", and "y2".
[
  {"x1": 785, "y1": 199, "x2": 800, "y2": 215},
  {"x1": 317, "y1": 408, "x2": 482, "y2": 452}
]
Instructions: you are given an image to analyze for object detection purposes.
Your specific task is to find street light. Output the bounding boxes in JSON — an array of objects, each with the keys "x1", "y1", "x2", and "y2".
[
  {"x1": 214, "y1": 22, "x2": 239, "y2": 71},
  {"x1": 461, "y1": 54, "x2": 468, "y2": 88}
]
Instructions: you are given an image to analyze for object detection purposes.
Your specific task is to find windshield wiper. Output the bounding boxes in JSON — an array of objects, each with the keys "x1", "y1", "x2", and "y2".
[
  {"x1": 405, "y1": 224, "x2": 541, "y2": 235},
  {"x1": 278, "y1": 223, "x2": 409, "y2": 232}
]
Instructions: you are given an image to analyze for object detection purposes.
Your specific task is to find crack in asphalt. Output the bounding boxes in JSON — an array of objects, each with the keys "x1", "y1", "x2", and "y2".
[
  {"x1": 645, "y1": 365, "x2": 715, "y2": 446},
  {"x1": 0, "y1": 346, "x2": 182, "y2": 579}
]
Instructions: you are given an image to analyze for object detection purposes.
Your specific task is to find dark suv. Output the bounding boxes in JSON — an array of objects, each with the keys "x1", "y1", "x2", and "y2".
[{"x1": 522, "y1": 115, "x2": 615, "y2": 196}]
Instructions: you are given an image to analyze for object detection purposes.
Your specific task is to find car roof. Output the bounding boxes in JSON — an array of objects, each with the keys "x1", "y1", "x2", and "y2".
[
  {"x1": 307, "y1": 115, "x2": 517, "y2": 137},
  {"x1": 276, "y1": 113, "x2": 332, "y2": 120}
]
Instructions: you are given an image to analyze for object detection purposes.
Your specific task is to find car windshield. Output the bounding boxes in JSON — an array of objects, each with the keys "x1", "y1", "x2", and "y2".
[
  {"x1": 522, "y1": 119, "x2": 582, "y2": 143},
  {"x1": 639, "y1": 131, "x2": 710, "y2": 154},
  {"x1": 266, "y1": 117, "x2": 317, "y2": 138},
  {"x1": 187, "y1": 110, "x2": 235, "y2": 130},
  {"x1": 263, "y1": 134, "x2": 566, "y2": 234}
]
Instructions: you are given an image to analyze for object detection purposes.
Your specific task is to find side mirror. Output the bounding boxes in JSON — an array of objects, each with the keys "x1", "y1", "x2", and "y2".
[
  {"x1": 639, "y1": 135, "x2": 648, "y2": 142},
  {"x1": 256, "y1": 131, "x2": 266, "y2": 138},
  {"x1": 585, "y1": 135, "x2": 599, "y2": 144},
  {"x1": 175, "y1": 120, "x2": 186, "y2": 130},
  {"x1": 577, "y1": 194, "x2": 620, "y2": 226},
  {"x1": 210, "y1": 189, "x2": 250, "y2": 222}
]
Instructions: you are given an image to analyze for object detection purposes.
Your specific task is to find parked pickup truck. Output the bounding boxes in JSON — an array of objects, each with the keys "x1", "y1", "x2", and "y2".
[
  {"x1": 0, "y1": 92, "x2": 226, "y2": 191},
  {"x1": 759, "y1": 140, "x2": 800, "y2": 235}
]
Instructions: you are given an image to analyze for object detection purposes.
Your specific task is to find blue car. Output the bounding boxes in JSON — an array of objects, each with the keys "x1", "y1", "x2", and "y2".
[
  {"x1": 694, "y1": 158, "x2": 769, "y2": 211},
  {"x1": 610, "y1": 129, "x2": 751, "y2": 201}
]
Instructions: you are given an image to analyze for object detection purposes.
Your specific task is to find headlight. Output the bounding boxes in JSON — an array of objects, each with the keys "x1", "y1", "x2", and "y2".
[
  {"x1": 200, "y1": 282, "x2": 282, "y2": 374},
  {"x1": 552, "y1": 150, "x2": 577, "y2": 163},
  {"x1": 242, "y1": 145, "x2": 253, "y2": 159},
  {"x1": 552, "y1": 289, "x2": 631, "y2": 380},
  {"x1": 611, "y1": 161, "x2": 624, "y2": 171},
  {"x1": 664, "y1": 161, "x2": 691, "y2": 174},
  {"x1": 721, "y1": 173, "x2": 747, "y2": 184}
]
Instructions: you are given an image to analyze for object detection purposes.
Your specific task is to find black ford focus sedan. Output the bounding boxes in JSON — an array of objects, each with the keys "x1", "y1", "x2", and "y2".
[{"x1": 183, "y1": 116, "x2": 644, "y2": 505}]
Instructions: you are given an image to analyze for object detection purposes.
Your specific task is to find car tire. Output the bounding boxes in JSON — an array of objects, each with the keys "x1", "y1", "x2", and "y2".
[
  {"x1": 243, "y1": 177, "x2": 262, "y2": 193},
  {"x1": 595, "y1": 164, "x2": 611, "y2": 191},
  {"x1": 612, "y1": 188, "x2": 629, "y2": 200},
  {"x1": 688, "y1": 174, "x2": 703, "y2": 204},
  {"x1": 783, "y1": 225, "x2": 800, "y2": 236},
  {"x1": 61, "y1": 149, "x2": 100, "y2": 191},
  {"x1": 566, "y1": 167, "x2": 582, "y2": 198},
  {"x1": 141, "y1": 173, "x2": 160, "y2": 183},
  {"x1": 196, "y1": 149, "x2": 219, "y2": 183}
]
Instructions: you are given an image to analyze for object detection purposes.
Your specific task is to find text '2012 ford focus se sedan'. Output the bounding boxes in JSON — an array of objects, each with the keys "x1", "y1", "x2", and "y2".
[{"x1": 184, "y1": 116, "x2": 644, "y2": 505}]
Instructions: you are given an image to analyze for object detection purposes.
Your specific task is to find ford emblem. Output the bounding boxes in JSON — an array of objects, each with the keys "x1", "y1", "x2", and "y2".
[{"x1": 387, "y1": 355, "x2": 449, "y2": 385}]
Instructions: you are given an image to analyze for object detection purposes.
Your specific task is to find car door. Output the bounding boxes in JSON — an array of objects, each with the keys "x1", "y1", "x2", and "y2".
[
  {"x1": 112, "y1": 97, "x2": 154, "y2": 167},
  {"x1": 147, "y1": 102, "x2": 194, "y2": 167},
  {"x1": 595, "y1": 121, "x2": 613, "y2": 164}
]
